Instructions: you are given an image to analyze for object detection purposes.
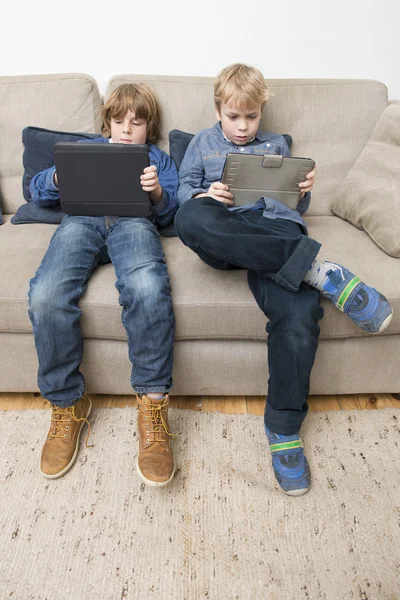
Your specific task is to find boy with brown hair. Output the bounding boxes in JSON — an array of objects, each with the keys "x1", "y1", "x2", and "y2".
[
  {"x1": 175, "y1": 64, "x2": 392, "y2": 496},
  {"x1": 29, "y1": 83, "x2": 178, "y2": 487}
]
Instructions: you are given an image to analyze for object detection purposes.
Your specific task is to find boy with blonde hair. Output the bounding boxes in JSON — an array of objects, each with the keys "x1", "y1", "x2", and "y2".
[
  {"x1": 29, "y1": 83, "x2": 177, "y2": 487},
  {"x1": 175, "y1": 64, "x2": 392, "y2": 496}
]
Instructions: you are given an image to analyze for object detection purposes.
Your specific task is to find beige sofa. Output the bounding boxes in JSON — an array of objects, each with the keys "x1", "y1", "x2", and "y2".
[{"x1": 0, "y1": 73, "x2": 399, "y2": 396}]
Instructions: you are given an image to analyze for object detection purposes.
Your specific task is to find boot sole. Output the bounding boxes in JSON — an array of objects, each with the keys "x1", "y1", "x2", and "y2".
[
  {"x1": 136, "y1": 456, "x2": 175, "y2": 488},
  {"x1": 40, "y1": 398, "x2": 92, "y2": 480}
]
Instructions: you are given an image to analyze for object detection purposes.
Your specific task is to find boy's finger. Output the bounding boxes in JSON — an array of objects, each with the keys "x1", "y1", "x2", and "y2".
[
  {"x1": 141, "y1": 173, "x2": 157, "y2": 181},
  {"x1": 212, "y1": 182, "x2": 229, "y2": 190},
  {"x1": 143, "y1": 165, "x2": 157, "y2": 174},
  {"x1": 216, "y1": 190, "x2": 233, "y2": 199}
]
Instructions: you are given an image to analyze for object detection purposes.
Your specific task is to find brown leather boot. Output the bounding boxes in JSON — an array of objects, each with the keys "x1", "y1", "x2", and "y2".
[
  {"x1": 136, "y1": 394, "x2": 175, "y2": 487},
  {"x1": 40, "y1": 396, "x2": 92, "y2": 479}
]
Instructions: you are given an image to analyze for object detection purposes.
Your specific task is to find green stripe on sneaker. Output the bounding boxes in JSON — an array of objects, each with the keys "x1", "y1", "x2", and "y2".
[
  {"x1": 336, "y1": 277, "x2": 361, "y2": 312},
  {"x1": 270, "y1": 440, "x2": 302, "y2": 453}
]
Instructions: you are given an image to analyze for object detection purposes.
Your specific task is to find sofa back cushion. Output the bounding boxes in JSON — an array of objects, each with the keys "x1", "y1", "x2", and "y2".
[
  {"x1": 331, "y1": 103, "x2": 400, "y2": 257},
  {"x1": 0, "y1": 74, "x2": 102, "y2": 215},
  {"x1": 106, "y1": 76, "x2": 388, "y2": 216}
]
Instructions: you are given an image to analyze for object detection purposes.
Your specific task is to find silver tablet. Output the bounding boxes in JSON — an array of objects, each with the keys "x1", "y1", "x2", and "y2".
[{"x1": 221, "y1": 153, "x2": 315, "y2": 209}]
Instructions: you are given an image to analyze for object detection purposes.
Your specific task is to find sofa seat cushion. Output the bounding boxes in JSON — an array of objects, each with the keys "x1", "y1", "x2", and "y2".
[{"x1": 1, "y1": 215, "x2": 399, "y2": 341}]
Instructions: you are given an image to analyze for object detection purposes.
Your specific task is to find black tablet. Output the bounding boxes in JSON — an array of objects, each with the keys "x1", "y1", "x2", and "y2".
[{"x1": 53, "y1": 142, "x2": 151, "y2": 217}]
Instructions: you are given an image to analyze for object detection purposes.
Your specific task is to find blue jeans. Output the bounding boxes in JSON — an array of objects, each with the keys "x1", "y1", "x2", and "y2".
[
  {"x1": 175, "y1": 197, "x2": 323, "y2": 434},
  {"x1": 28, "y1": 215, "x2": 175, "y2": 407}
]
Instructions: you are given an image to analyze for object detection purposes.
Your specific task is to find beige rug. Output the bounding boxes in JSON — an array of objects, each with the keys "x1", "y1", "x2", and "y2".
[{"x1": 1, "y1": 407, "x2": 399, "y2": 600}]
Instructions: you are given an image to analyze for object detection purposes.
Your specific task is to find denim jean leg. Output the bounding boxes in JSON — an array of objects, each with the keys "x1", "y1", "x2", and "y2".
[
  {"x1": 107, "y1": 217, "x2": 174, "y2": 394},
  {"x1": 271, "y1": 235, "x2": 321, "y2": 292},
  {"x1": 248, "y1": 271, "x2": 323, "y2": 435},
  {"x1": 175, "y1": 198, "x2": 241, "y2": 270},
  {"x1": 175, "y1": 197, "x2": 320, "y2": 289},
  {"x1": 28, "y1": 216, "x2": 106, "y2": 407}
]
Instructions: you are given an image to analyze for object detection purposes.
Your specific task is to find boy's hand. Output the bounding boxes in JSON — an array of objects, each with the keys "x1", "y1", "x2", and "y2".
[
  {"x1": 299, "y1": 167, "x2": 317, "y2": 198},
  {"x1": 141, "y1": 165, "x2": 162, "y2": 203},
  {"x1": 206, "y1": 182, "x2": 233, "y2": 205}
]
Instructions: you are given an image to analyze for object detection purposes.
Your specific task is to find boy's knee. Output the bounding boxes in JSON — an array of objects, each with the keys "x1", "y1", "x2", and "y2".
[
  {"x1": 119, "y1": 262, "x2": 170, "y2": 306},
  {"x1": 268, "y1": 314, "x2": 320, "y2": 352},
  {"x1": 29, "y1": 273, "x2": 75, "y2": 317},
  {"x1": 29, "y1": 277, "x2": 56, "y2": 316}
]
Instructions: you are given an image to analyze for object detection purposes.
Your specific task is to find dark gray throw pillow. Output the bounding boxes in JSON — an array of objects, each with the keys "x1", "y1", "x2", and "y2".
[
  {"x1": 168, "y1": 129, "x2": 293, "y2": 171},
  {"x1": 169, "y1": 130, "x2": 196, "y2": 171},
  {"x1": 11, "y1": 127, "x2": 99, "y2": 225},
  {"x1": 11, "y1": 201, "x2": 64, "y2": 225}
]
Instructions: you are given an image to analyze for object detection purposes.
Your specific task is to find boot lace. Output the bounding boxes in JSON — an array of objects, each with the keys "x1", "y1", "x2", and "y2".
[
  {"x1": 50, "y1": 402, "x2": 92, "y2": 448},
  {"x1": 138, "y1": 396, "x2": 176, "y2": 443}
]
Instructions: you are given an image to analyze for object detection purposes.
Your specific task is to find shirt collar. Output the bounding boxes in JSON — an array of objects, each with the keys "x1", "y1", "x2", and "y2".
[{"x1": 254, "y1": 129, "x2": 270, "y2": 142}]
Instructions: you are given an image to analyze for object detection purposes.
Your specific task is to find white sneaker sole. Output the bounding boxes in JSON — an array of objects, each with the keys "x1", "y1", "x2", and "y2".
[
  {"x1": 136, "y1": 456, "x2": 175, "y2": 488},
  {"x1": 375, "y1": 311, "x2": 393, "y2": 334},
  {"x1": 40, "y1": 398, "x2": 92, "y2": 480},
  {"x1": 284, "y1": 486, "x2": 310, "y2": 496}
]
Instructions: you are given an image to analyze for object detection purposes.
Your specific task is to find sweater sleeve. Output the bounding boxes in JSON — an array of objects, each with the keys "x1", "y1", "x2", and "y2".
[
  {"x1": 150, "y1": 149, "x2": 179, "y2": 226},
  {"x1": 30, "y1": 166, "x2": 60, "y2": 206}
]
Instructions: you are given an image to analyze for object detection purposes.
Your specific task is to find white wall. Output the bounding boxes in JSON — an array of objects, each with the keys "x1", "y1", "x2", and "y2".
[{"x1": 3, "y1": 0, "x2": 399, "y2": 98}]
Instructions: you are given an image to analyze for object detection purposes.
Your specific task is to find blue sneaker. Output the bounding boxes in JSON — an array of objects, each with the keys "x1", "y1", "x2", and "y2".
[
  {"x1": 319, "y1": 263, "x2": 393, "y2": 334},
  {"x1": 265, "y1": 426, "x2": 311, "y2": 496}
]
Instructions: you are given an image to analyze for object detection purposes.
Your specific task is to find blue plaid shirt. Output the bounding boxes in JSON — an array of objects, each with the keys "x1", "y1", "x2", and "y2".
[{"x1": 178, "y1": 122, "x2": 311, "y2": 230}]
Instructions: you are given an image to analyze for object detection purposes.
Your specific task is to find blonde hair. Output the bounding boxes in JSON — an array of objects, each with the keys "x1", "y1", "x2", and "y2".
[
  {"x1": 102, "y1": 83, "x2": 160, "y2": 144},
  {"x1": 214, "y1": 63, "x2": 269, "y2": 112}
]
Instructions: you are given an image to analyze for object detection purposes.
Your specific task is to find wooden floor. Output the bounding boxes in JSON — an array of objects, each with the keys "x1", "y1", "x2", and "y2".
[{"x1": 1, "y1": 392, "x2": 400, "y2": 415}]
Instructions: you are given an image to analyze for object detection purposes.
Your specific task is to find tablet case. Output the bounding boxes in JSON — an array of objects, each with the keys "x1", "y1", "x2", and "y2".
[
  {"x1": 221, "y1": 154, "x2": 315, "y2": 209},
  {"x1": 54, "y1": 142, "x2": 151, "y2": 217}
]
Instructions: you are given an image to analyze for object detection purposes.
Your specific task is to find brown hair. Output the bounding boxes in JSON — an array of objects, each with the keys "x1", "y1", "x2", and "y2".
[
  {"x1": 102, "y1": 83, "x2": 160, "y2": 143},
  {"x1": 214, "y1": 63, "x2": 269, "y2": 112}
]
